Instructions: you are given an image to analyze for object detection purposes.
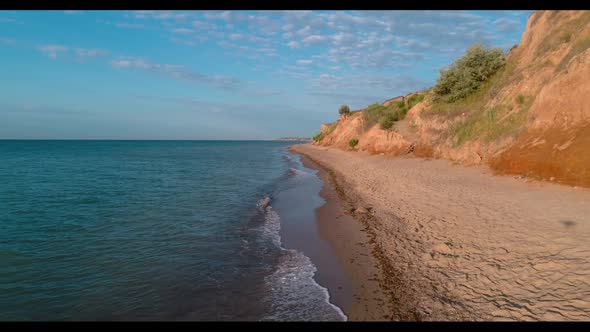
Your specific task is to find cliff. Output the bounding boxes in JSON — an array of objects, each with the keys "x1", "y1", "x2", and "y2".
[{"x1": 312, "y1": 10, "x2": 590, "y2": 187}]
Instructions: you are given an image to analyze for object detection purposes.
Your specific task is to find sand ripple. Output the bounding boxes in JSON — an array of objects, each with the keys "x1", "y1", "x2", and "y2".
[{"x1": 292, "y1": 144, "x2": 590, "y2": 321}]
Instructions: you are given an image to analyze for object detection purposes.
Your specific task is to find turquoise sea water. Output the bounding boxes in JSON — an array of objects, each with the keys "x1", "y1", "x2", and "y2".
[{"x1": 0, "y1": 140, "x2": 345, "y2": 321}]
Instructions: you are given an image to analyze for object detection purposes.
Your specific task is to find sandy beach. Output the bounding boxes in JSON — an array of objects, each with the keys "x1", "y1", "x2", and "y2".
[
  {"x1": 290, "y1": 143, "x2": 590, "y2": 321},
  {"x1": 295, "y1": 152, "x2": 393, "y2": 320}
]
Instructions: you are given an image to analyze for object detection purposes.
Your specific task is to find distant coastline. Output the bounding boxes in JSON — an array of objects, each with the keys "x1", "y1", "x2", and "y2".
[{"x1": 273, "y1": 137, "x2": 312, "y2": 142}]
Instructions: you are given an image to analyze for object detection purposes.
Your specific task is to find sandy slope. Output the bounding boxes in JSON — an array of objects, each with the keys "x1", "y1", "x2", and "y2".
[{"x1": 291, "y1": 143, "x2": 590, "y2": 321}]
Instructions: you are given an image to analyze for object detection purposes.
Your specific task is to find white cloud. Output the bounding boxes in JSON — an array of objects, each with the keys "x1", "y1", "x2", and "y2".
[
  {"x1": 110, "y1": 56, "x2": 241, "y2": 89},
  {"x1": 38, "y1": 45, "x2": 68, "y2": 59},
  {"x1": 104, "y1": 11, "x2": 527, "y2": 84},
  {"x1": 302, "y1": 35, "x2": 329, "y2": 45},
  {"x1": 97, "y1": 20, "x2": 146, "y2": 30},
  {"x1": 134, "y1": 10, "x2": 191, "y2": 22},
  {"x1": 171, "y1": 38, "x2": 196, "y2": 46},
  {"x1": 493, "y1": 17, "x2": 521, "y2": 32},
  {"x1": 311, "y1": 73, "x2": 431, "y2": 92},
  {"x1": 296, "y1": 26, "x2": 312, "y2": 37},
  {"x1": 296, "y1": 59, "x2": 313, "y2": 65},
  {"x1": 63, "y1": 10, "x2": 84, "y2": 15},
  {"x1": 192, "y1": 10, "x2": 526, "y2": 72},
  {"x1": 74, "y1": 48, "x2": 109, "y2": 59},
  {"x1": 172, "y1": 28, "x2": 194, "y2": 35},
  {"x1": 115, "y1": 22, "x2": 145, "y2": 29},
  {"x1": 307, "y1": 73, "x2": 432, "y2": 108},
  {"x1": 0, "y1": 18, "x2": 18, "y2": 24},
  {"x1": 331, "y1": 33, "x2": 356, "y2": 46},
  {"x1": 110, "y1": 57, "x2": 151, "y2": 69},
  {"x1": 204, "y1": 10, "x2": 251, "y2": 24},
  {"x1": 192, "y1": 20, "x2": 216, "y2": 31}
]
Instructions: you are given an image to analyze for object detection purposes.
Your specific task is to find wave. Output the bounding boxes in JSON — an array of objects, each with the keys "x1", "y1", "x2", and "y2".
[
  {"x1": 255, "y1": 197, "x2": 347, "y2": 321},
  {"x1": 288, "y1": 167, "x2": 312, "y2": 178}
]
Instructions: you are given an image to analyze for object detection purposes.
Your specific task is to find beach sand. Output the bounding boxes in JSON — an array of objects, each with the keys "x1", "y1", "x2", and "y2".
[
  {"x1": 298, "y1": 152, "x2": 393, "y2": 321},
  {"x1": 290, "y1": 143, "x2": 590, "y2": 321}
]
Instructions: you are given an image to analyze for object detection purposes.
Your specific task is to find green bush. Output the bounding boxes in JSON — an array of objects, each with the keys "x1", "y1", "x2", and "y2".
[
  {"x1": 433, "y1": 43, "x2": 505, "y2": 103},
  {"x1": 338, "y1": 104, "x2": 351, "y2": 116},
  {"x1": 423, "y1": 62, "x2": 516, "y2": 118},
  {"x1": 399, "y1": 106, "x2": 408, "y2": 118},
  {"x1": 363, "y1": 102, "x2": 407, "y2": 129},
  {"x1": 348, "y1": 138, "x2": 359, "y2": 149},
  {"x1": 379, "y1": 112, "x2": 399, "y2": 130},
  {"x1": 516, "y1": 94, "x2": 525, "y2": 105},
  {"x1": 394, "y1": 100, "x2": 405, "y2": 109},
  {"x1": 312, "y1": 122, "x2": 338, "y2": 142},
  {"x1": 363, "y1": 103, "x2": 386, "y2": 124},
  {"x1": 313, "y1": 132, "x2": 325, "y2": 142},
  {"x1": 407, "y1": 94, "x2": 425, "y2": 109}
]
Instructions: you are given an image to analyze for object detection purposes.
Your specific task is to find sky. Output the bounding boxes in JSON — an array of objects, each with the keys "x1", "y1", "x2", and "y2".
[{"x1": 0, "y1": 10, "x2": 532, "y2": 139}]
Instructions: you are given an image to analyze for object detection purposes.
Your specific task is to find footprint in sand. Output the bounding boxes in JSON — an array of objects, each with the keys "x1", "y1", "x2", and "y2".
[{"x1": 560, "y1": 220, "x2": 576, "y2": 228}]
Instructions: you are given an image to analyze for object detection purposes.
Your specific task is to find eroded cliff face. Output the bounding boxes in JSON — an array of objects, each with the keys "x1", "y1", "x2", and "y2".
[
  {"x1": 312, "y1": 10, "x2": 590, "y2": 187},
  {"x1": 487, "y1": 10, "x2": 590, "y2": 186},
  {"x1": 316, "y1": 112, "x2": 412, "y2": 154}
]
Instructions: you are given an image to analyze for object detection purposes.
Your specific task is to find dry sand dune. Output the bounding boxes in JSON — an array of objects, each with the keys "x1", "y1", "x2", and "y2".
[{"x1": 292, "y1": 143, "x2": 590, "y2": 321}]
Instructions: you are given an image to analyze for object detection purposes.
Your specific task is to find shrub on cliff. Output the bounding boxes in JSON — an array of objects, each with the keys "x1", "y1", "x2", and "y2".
[
  {"x1": 407, "y1": 94, "x2": 425, "y2": 109},
  {"x1": 313, "y1": 132, "x2": 325, "y2": 142},
  {"x1": 433, "y1": 43, "x2": 505, "y2": 103},
  {"x1": 394, "y1": 100, "x2": 405, "y2": 109},
  {"x1": 379, "y1": 112, "x2": 399, "y2": 130},
  {"x1": 312, "y1": 122, "x2": 338, "y2": 142},
  {"x1": 363, "y1": 103, "x2": 386, "y2": 124},
  {"x1": 338, "y1": 105, "x2": 351, "y2": 116},
  {"x1": 364, "y1": 102, "x2": 405, "y2": 129},
  {"x1": 348, "y1": 138, "x2": 359, "y2": 149}
]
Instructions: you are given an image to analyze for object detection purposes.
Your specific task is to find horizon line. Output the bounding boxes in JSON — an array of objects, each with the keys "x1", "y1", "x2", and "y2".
[{"x1": 0, "y1": 138, "x2": 311, "y2": 141}]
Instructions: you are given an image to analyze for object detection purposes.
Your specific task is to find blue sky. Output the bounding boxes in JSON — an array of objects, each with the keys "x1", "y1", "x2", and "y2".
[{"x1": 0, "y1": 10, "x2": 532, "y2": 139}]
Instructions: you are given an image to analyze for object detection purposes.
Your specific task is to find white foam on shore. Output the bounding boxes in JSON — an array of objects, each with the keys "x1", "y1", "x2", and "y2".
[
  {"x1": 288, "y1": 167, "x2": 312, "y2": 178},
  {"x1": 256, "y1": 197, "x2": 347, "y2": 321}
]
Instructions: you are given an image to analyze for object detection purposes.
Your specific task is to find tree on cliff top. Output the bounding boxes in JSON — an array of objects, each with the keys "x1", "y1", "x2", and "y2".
[
  {"x1": 433, "y1": 43, "x2": 505, "y2": 103},
  {"x1": 339, "y1": 105, "x2": 351, "y2": 116}
]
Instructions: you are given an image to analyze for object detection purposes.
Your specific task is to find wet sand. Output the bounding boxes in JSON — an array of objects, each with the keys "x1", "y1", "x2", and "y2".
[
  {"x1": 297, "y1": 151, "x2": 392, "y2": 321},
  {"x1": 277, "y1": 149, "x2": 390, "y2": 321},
  {"x1": 290, "y1": 143, "x2": 590, "y2": 321}
]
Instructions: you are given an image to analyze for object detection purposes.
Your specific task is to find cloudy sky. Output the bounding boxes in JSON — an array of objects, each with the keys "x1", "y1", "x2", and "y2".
[{"x1": 0, "y1": 10, "x2": 531, "y2": 139}]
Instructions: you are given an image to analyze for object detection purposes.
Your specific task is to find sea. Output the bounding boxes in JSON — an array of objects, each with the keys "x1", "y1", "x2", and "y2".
[{"x1": 0, "y1": 140, "x2": 347, "y2": 321}]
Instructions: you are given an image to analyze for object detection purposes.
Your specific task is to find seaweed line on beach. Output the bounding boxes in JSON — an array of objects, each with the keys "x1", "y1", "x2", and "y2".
[{"x1": 290, "y1": 146, "x2": 426, "y2": 321}]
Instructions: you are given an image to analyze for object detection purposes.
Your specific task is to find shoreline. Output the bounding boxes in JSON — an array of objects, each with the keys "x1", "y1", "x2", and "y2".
[
  {"x1": 289, "y1": 143, "x2": 590, "y2": 321},
  {"x1": 291, "y1": 147, "x2": 393, "y2": 321},
  {"x1": 289, "y1": 145, "x2": 418, "y2": 320}
]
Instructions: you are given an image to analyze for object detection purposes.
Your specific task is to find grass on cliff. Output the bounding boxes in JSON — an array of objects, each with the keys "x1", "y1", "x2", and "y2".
[
  {"x1": 557, "y1": 32, "x2": 590, "y2": 72},
  {"x1": 536, "y1": 11, "x2": 590, "y2": 58},
  {"x1": 407, "y1": 94, "x2": 425, "y2": 109},
  {"x1": 451, "y1": 95, "x2": 534, "y2": 146},
  {"x1": 363, "y1": 101, "x2": 409, "y2": 130},
  {"x1": 313, "y1": 122, "x2": 338, "y2": 142}
]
